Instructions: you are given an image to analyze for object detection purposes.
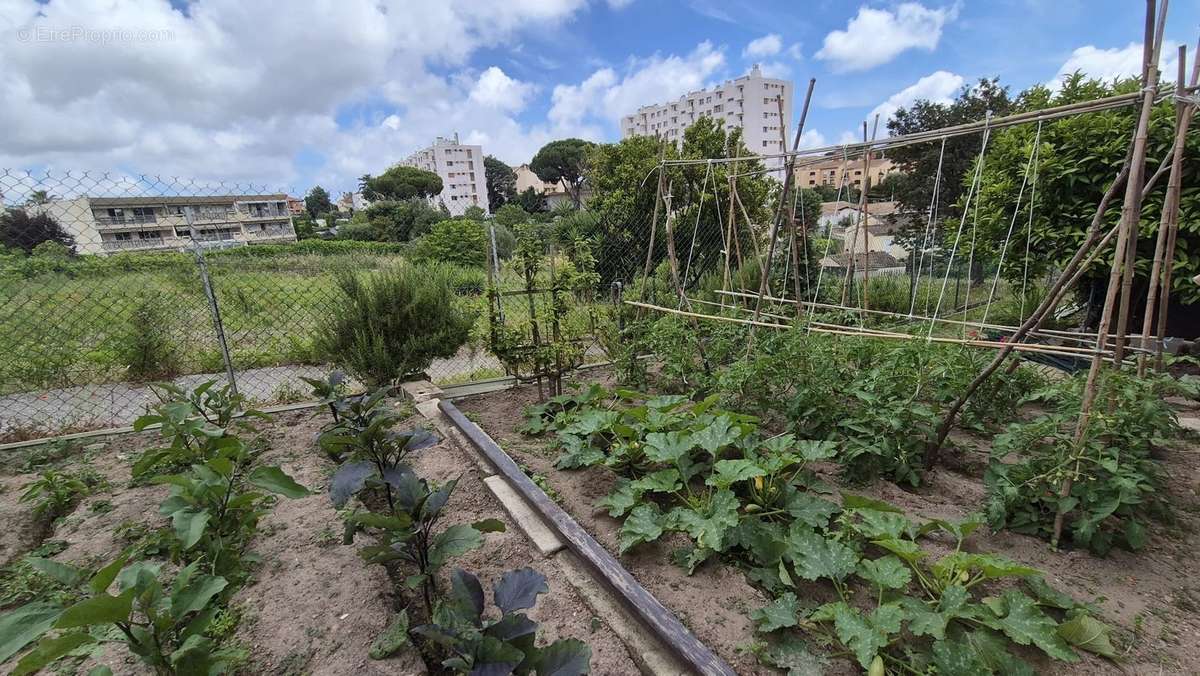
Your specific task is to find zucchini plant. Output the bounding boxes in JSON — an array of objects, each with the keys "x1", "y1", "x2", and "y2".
[
  {"x1": 2, "y1": 554, "x2": 239, "y2": 676},
  {"x1": 413, "y1": 567, "x2": 590, "y2": 675}
]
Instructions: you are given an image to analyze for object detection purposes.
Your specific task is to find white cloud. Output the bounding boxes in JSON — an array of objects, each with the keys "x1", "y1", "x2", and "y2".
[
  {"x1": 869, "y1": 70, "x2": 965, "y2": 124},
  {"x1": 469, "y1": 67, "x2": 537, "y2": 112},
  {"x1": 0, "y1": 0, "x2": 593, "y2": 192},
  {"x1": 1047, "y1": 41, "x2": 1180, "y2": 90},
  {"x1": 787, "y1": 43, "x2": 804, "y2": 60},
  {"x1": 815, "y1": 2, "x2": 957, "y2": 72},
  {"x1": 606, "y1": 0, "x2": 635, "y2": 8},
  {"x1": 797, "y1": 129, "x2": 826, "y2": 149},
  {"x1": 743, "y1": 34, "x2": 782, "y2": 59},
  {"x1": 549, "y1": 41, "x2": 727, "y2": 125},
  {"x1": 757, "y1": 61, "x2": 792, "y2": 79},
  {"x1": 837, "y1": 130, "x2": 860, "y2": 145}
]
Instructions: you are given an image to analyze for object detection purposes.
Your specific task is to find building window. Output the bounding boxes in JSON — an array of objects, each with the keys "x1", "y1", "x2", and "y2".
[{"x1": 114, "y1": 232, "x2": 132, "y2": 241}]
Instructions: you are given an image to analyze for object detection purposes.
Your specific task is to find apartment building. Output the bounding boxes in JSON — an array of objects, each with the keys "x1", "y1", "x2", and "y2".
[
  {"x1": 38, "y1": 194, "x2": 297, "y2": 255},
  {"x1": 795, "y1": 152, "x2": 899, "y2": 191},
  {"x1": 401, "y1": 134, "x2": 489, "y2": 213},
  {"x1": 620, "y1": 65, "x2": 793, "y2": 169}
]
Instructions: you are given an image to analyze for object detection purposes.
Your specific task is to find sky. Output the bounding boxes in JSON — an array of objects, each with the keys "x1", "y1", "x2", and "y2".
[{"x1": 1, "y1": 0, "x2": 1197, "y2": 197}]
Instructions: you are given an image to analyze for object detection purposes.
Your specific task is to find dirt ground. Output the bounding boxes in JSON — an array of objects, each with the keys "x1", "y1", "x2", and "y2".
[
  {"x1": 0, "y1": 405, "x2": 638, "y2": 675},
  {"x1": 456, "y1": 373, "x2": 1200, "y2": 675}
]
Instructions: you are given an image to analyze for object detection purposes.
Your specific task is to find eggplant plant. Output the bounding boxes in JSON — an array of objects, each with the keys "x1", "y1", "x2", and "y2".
[
  {"x1": 154, "y1": 436, "x2": 309, "y2": 579},
  {"x1": 341, "y1": 472, "x2": 504, "y2": 616},
  {"x1": 300, "y1": 370, "x2": 351, "y2": 424},
  {"x1": 1, "y1": 555, "x2": 239, "y2": 676},
  {"x1": 131, "y1": 380, "x2": 267, "y2": 479},
  {"x1": 413, "y1": 567, "x2": 591, "y2": 675}
]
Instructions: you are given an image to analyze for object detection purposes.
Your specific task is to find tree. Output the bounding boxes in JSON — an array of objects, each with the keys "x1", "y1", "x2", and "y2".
[
  {"x1": 887, "y1": 78, "x2": 1013, "y2": 219},
  {"x1": 305, "y1": 186, "x2": 334, "y2": 219},
  {"x1": 515, "y1": 187, "x2": 547, "y2": 214},
  {"x1": 357, "y1": 199, "x2": 442, "y2": 241},
  {"x1": 973, "y1": 73, "x2": 1200, "y2": 310},
  {"x1": 493, "y1": 203, "x2": 531, "y2": 230},
  {"x1": 0, "y1": 209, "x2": 75, "y2": 254},
  {"x1": 412, "y1": 219, "x2": 489, "y2": 267},
  {"x1": 362, "y1": 166, "x2": 443, "y2": 202},
  {"x1": 484, "y1": 156, "x2": 517, "y2": 211},
  {"x1": 530, "y1": 138, "x2": 594, "y2": 209},
  {"x1": 25, "y1": 190, "x2": 55, "y2": 206}
]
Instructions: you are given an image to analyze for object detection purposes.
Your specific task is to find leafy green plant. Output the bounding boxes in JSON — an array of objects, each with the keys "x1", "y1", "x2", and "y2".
[
  {"x1": 2, "y1": 555, "x2": 241, "y2": 675},
  {"x1": 413, "y1": 567, "x2": 591, "y2": 675},
  {"x1": 131, "y1": 380, "x2": 265, "y2": 479},
  {"x1": 985, "y1": 370, "x2": 1177, "y2": 555},
  {"x1": 121, "y1": 293, "x2": 181, "y2": 382},
  {"x1": 154, "y1": 437, "x2": 309, "y2": 579},
  {"x1": 20, "y1": 469, "x2": 98, "y2": 522},
  {"x1": 317, "y1": 264, "x2": 476, "y2": 387},
  {"x1": 299, "y1": 370, "x2": 350, "y2": 423},
  {"x1": 341, "y1": 472, "x2": 503, "y2": 616}
]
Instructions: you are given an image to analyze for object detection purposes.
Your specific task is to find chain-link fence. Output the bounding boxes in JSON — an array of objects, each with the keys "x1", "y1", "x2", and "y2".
[{"x1": 0, "y1": 170, "x2": 545, "y2": 442}]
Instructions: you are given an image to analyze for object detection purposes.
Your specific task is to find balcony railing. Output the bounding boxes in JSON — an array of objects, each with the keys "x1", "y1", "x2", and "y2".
[
  {"x1": 95, "y1": 214, "x2": 157, "y2": 226},
  {"x1": 238, "y1": 206, "x2": 288, "y2": 220},
  {"x1": 100, "y1": 238, "x2": 178, "y2": 251}
]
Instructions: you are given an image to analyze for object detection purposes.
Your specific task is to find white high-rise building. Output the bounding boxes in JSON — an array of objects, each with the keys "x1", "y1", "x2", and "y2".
[
  {"x1": 620, "y1": 65, "x2": 793, "y2": 169},
  {"x1": 401, "y1": 133, "x2": 489, "y2": 213}
]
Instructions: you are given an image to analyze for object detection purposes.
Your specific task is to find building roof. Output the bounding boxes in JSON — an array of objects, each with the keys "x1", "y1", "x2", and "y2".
[
  {"x1": 820, "y1": 200, "x2": 897, "y2": 216},
  {"x1": 820, "y1": 251, "x2": 903, "y2": 269},
  {"x1": 88, "y1": 195, "x2": 287, "y2": 207}
]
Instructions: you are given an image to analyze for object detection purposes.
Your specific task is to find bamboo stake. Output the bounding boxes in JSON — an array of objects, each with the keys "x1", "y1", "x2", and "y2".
[
  {"x1": 661, "y1": 185, "x2": 712, "y2": 375},
  {"x1": 1053, "y1": 0, "x2": 1165, "y2": 548},
  {"x1": 722, "y1": 144, "x2": 741, "y2": 299},
  {"x1": 1112, "y1": 0, "x2": 1167, "y2": 364},
  {"x1": 1144, "y1": 41, "x2": 1198, "y2": 373},
  {"x1": 860, "y1": 117, "x2": 879, "y2": 315},
  {"x1": 637, "y1": 137, "x2": 668, "y2": 315},
  {"x1": 749, "y1": 78, "x2": 816, "y2": 337}
]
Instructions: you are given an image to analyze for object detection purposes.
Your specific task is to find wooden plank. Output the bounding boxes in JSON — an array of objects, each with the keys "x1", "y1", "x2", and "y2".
[{"x1": 438, "y1": 400, "x2": 736, "y2": 676}]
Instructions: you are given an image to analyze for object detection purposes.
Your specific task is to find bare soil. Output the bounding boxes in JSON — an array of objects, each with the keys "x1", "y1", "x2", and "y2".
[
  {"x1": 456, "y1": 372, "x2": 1200, "y2": 675},
  {"x1": 0, "y1": 405, "x2": 638, "y2": 675}
]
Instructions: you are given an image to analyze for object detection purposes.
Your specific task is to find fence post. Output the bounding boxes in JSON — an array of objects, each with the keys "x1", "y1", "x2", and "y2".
[{"x1": 186, "y1": 208, "x2": 239, "y2": 397}]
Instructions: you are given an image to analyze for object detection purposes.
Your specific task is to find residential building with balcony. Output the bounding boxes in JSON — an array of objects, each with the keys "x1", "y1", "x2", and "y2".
[
  {"x1": 400, "y1": 133, "x2": 488, "y2": 214},
  {"x1": 37, "y1": 194, "x2": 297, "y2": 255},
  {"x1": 795, "y1": 153, "x2": 898, "y2": 191},
  {"x1": 620, "y1": 65, "x2": 793, "y2": 169}
]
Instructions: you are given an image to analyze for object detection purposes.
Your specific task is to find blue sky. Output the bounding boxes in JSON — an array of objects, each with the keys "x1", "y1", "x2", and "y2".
[{"x1": 2, "y1": 1, "x2": 1197, "y2": 196}]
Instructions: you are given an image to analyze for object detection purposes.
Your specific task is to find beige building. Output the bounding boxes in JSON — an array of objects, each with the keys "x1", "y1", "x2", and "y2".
[
  {"x1": 620, "y1": 65, "x2": 793, "y2": 169},
  {"x1": 512, "y1": 164, "x2": 585, "y2": 210},
  {"x1": 796, "y1": 152, "x2": 898, "y2": 191},
  {"x1": 37, "y1": 195, "x2": 296, "y2": 255},
  {"x1": 401, "y1": 134, "x2": 488, "y2": 213}
]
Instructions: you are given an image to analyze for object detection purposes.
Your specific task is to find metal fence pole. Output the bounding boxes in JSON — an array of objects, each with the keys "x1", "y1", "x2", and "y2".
[{"x1": 186, "y1": 207, "x2": 239, "y2": 397}]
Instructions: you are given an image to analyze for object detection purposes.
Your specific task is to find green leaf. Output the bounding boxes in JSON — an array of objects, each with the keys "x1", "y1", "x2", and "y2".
[
  {"x1": 705, "y1": 459, "x2": 766, "y2": 489},
  {"x1": 1057, "y1": 613, "x2": 1117, "y2": 658},
  {"x1": 667, "y1": 489, "x2": 739, "y2": 551},
  {"x1": 794, "y1": 439, "x2": 838, "y2": 462},
  {"x1": 990, "y1": 589, "x2": 1079, "y2": 662},
  {"x1": 494, "y1": 567, "x2": 550, "y2": 614},
  {"x1": 783, "y1": 492, "x2": 840, "y2": 529},
  {"x1": 750, "y1": 592, "x2": 801, "y2": 633},
  {"x1": 55, "y1": 592, "x2": 134, "y2": 628},
  {"x1": 760, "y1": 632, "x2": 826, "y2": 675},
  {"x1": 26, "y1": 558, "x2": 86, "y2": 587},
  {"x1": 841, "y1": 493, "x2": 903, "y2": 513},
  {"x1": 596, "y1": 479, "x2": 640, "y2": 518},
  {"x1": 171, "y1": 509, "x2": 211, "y2": 550},
  {"x1": 934, "y1": 552, "x2": 1039, "y2": 581},
  {"x1": 856, "y1": 556, "x2": 911, "y2": 590},
  {"x1": 13, "y1": 632, "x2": 96, "y2": 676},
  {"x1": 788, "y1": 531, "x2": 859, "y2": 583},
  {"x1": 554, "y1": 438, "x2": 606, "y2": 470},
  {"x1": 618, "y1": 504, "x2": 664, "y2": 554},
  {"x1": 832, "y1": 602, "x2": 890, "y2": 670},
  {"x1": 931, "y1": 637, "x2": 991, "y2": 676},
  {"x1": 329, "y1": 461, "x2": 377, "y2": 508},
  {"x1": 643, "y1": 431, "x2": 694, "y2": 463},
  {"x1": 428, "y1": 524, "x2": 485, "y2": 568},
  {"x1": 854, "y1": 510, "x2": 915, "y2": 540},
  {"x1": 631, "y1": 469, "x2": 682, "y2": 494},
  {"x1": 535, "y1": 638, "x2": 591, "y2": 676},
  {"x1": 247, "y1": 466, "x2": 310, "y2": 498},
  {"x1": 89, "y1": 553, "x2": 129, "y2": 595},
  {"x1": 0, "y1": 603, "x2": 63, "y2": 664},
  {"x1": 899, "y1": 596, "x2": 948, "y2": 640},
  {"x1": 169, "y1": 575, "x2": 227, "y2": 620},
  {"x1": 692, "y1": 416, "x2": 742, "y2": 456},
  {"x1": 870, "y1": 538, "x2": 925, "y2": 564},
  {"x1": 472, "y1": 518, "x2": 506, "y2": 534},
  {"x1": 369, "y1": 611, "x2": 411, "y2": 659},
  {"x1": 1123, "y1": 519, "x2": 1148, "y2": 550}
]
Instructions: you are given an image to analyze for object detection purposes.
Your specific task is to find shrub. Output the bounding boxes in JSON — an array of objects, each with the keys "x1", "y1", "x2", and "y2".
[
  {"x1": 317, "y1": 264, "x2": 476, "y2": 386},
  {"x1": 411, "y1": 219, "x2": 488, "y2": 267},
  {"x1": 121, "y1": 292, "x2": 181, "y2": 381}
]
